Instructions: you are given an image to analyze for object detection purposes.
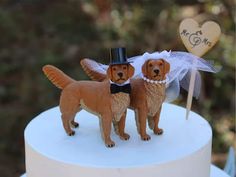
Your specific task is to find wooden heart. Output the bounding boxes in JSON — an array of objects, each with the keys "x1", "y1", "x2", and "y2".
[{"x1": 179, "y1": 18, "x2": 221, "y2": 57}]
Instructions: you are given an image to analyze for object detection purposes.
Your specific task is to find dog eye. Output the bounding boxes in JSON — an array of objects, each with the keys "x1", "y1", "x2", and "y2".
[
  {"x1": 149, "y1": 63, "x2": 153, "y2": 67},
  {"x1": 123, "y1": 66, "x2": 127, "y2": 70},
  {"x1": 159, "y1": 63, "x2": 163, "y2": 66},
  {"x1": 112, "y1": 67, "x2": 117, "y2": 71}
]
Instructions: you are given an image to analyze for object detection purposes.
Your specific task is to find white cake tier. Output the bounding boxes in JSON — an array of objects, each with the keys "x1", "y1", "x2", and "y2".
[{"x1": 25, "y1": 103, "x2": 212, "y2": 177}]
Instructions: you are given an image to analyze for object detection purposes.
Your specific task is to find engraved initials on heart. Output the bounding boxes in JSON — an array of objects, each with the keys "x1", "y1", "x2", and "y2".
[{"x1": 179, "y1": 18, "x2": 221, "y2": 57}]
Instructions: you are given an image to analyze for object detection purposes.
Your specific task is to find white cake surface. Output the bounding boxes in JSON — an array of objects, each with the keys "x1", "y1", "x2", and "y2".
[{"x1": 25, "y1": 103, "x2": 213, "y2": 177}]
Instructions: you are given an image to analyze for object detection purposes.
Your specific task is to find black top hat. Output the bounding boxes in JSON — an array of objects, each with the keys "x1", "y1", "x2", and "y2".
[{"x1": 109, "y1": 47, "x2": 131, "y2": 65}]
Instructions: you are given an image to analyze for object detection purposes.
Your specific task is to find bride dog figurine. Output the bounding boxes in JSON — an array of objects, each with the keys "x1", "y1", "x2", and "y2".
[{"x1": 129, "y1": 58, "x2": 170, "y2": 140}]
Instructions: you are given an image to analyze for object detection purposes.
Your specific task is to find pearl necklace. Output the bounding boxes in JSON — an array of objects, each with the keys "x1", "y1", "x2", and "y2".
[{"x1": 141, "y1": 75, "x2": 168, "y2": 84}]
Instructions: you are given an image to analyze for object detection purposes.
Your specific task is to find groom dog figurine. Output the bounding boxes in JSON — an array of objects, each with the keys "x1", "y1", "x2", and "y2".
[{"x1": 43, "y1": 47, "x2": 134, "y2": 147}]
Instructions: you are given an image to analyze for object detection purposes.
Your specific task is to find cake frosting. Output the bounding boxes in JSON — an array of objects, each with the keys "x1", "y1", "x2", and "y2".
[{"x1": 23, "y1": 103, "x2": 216, "y2": 177}]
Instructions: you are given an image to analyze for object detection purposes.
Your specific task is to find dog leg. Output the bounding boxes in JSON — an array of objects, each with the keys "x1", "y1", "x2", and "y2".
[
  {"x1": 138, "y1": 109, "x2": 151, "y2": 141},
  {"x1": 61, "y1": 114, "x2": 75, "y2": 136},
  {"x1": 153, "y1": 106, "x2": 163, "y2": 135},
  {"x1": 134, "y1": 109, "x2": 140, "y2": 134},
  {"x1": 118, "y1": 111, "x2": 130, "y2": 141},
  {"x1": 112, "y1": 120, "x2": 119, "y2": 135},
  {"x1": 70, "y1": 108, "x2": 81, "y2": 128},
  {"x1": 71, "y1": 120, "x2": 79, "y2": 128},
  {"x1": 100, "y1": 115, "x2": 115, "y2": 148},
  {"x1": 148, "y1": 116, "x2": 154, "y2": 130}
]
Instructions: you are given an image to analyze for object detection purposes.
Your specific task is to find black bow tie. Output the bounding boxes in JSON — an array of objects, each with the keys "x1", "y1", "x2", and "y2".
[{"x1": 110, "y1": 83, "x2": 131, "y2": 94}]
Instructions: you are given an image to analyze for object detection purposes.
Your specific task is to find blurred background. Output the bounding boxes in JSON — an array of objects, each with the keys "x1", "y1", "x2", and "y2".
[{"x1": 0, "y1": 0, "x2": 235, "y2": 176}]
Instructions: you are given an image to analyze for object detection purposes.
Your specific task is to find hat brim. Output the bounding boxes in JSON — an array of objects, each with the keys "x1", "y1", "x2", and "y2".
[{"x1": 110, "y1": 61, "x2": 133, "y2": 65}]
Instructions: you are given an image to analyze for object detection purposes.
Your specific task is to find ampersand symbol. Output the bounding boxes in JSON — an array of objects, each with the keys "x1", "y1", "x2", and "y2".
[{"x1": 189, "y1": 30, "x2": 202, "y2": 48}]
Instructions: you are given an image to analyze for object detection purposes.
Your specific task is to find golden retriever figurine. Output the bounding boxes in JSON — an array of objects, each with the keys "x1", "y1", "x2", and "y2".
[
  {"x1": 80, "y1": 58, "x2": 170, "y2": 141},
  {"x1": 129, "y1": 59, "x2": 170, "y2": 140},
  {"x1": 42, "y1": 49, "x2": 134, "y2": 147}
]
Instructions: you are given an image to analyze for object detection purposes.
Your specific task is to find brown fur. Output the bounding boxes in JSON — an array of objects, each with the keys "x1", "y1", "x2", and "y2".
[
  {"x1": 42, "y1": 64, "x2": 134, "y2": 147},
  {"x1": 80, "y1": 58, "x2": 170, "y2": 141},
  {"x1": 129, "y1": 59, "x2": 170, "y2": 140}
]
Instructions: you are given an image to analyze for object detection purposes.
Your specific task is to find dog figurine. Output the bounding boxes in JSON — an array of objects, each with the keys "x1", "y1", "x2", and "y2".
[
  {"x1": 80, "y1": 58, "x2": 170, "y2": 141},
  {"x1": 129, "y1": 59, "x2": 170, "y2": 140},
  {"x1": 42, "y1": 58, "x2": 134, "y2": 147}
]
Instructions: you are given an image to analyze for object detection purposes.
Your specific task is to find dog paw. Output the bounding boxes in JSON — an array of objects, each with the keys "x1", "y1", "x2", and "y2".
[
  {"x1": 154, "y1": 128, "x2": 163, "y2": 135},
  {"x1": 71, "y1": 122, "x2": 79, "y2": 128},
  {"x1": 106, "y1": 141, "x2": 115, "y2": 148},
  {"x1": 73, "y1": 123, "x2": 79, "y2": 128},
  {"x1": 120, "y1": 133, "x2": 130, "y2": 141},
  {"x1": 141, "y1": 134, "x2": 151, "y2": 141},
  {"x1": 68, "y1": 131, "x2": 75, "y2": 136}
]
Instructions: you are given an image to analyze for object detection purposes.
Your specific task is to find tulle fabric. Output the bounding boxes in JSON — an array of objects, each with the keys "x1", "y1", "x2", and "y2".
[{"x1": 92, "y1": 51, "x2": 220, "y2": 102}]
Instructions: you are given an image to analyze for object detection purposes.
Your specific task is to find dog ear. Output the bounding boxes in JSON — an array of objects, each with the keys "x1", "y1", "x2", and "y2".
[
  {"x1": 106, "y1": 65, "x2": 112, "y2": 80},
  {"x1": 142, "y1": 60, "x2": 150, "y2": 76},
  {"x1": 160, "y1": 59, "x2": 170, "y2": 74},
  {"x1": 128, "y1": 64, "x2": 135, "y2": 78}
]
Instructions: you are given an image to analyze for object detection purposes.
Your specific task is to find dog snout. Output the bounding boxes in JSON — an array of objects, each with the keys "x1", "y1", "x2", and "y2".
[
  {"x1": 117, "y1": 72, "x2": 123, "y2": 78},
  {"x1": 153, "y1": 69, "x2": 159, "y2": 74}
]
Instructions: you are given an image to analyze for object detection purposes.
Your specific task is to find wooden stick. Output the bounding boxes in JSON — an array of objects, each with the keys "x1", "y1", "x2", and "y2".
[{"x1": 185, "y1": 68, "x2": 197, "y2": 120}]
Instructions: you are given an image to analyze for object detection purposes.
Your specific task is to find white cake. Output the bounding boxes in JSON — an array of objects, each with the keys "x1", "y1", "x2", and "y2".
[{"x1": 23, "y1": 103, "x2": 229, "y2": 177}]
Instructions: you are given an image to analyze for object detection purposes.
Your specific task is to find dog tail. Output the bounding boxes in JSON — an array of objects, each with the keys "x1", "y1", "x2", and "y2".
[
  {"x1": 80, "y1": 58, "x2": 107, "y2": 81},
  {"x1": 42, "y1": 65, "x2": 75, "y2": 89}
]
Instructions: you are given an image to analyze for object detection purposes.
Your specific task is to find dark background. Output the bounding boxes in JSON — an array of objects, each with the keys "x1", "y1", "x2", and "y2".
[{"x1": 0, "y1": 0, "x2": 235, "y2": 176}]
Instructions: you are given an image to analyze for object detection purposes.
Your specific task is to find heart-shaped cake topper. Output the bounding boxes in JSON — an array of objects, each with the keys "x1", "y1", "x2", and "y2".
[{"x1": 179, "y1": 18, "x2": 221, "y2": 57}]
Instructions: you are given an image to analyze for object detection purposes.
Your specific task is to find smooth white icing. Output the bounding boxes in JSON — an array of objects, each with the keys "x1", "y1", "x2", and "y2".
[{"x1": 24, "y1": 103, "x2": 216, "y2": 177}]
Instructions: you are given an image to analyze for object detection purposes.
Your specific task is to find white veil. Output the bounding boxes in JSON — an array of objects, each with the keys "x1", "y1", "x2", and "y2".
[{"x1": 91, "y1": 50, "x2": 220, "y2": 102}]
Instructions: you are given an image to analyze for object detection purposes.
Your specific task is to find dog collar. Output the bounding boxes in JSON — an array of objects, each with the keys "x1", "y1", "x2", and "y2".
[
  {"x1": 109, "y1": 79, "x2": 130, "y2": 86},
  {"x1": 141, "y1": 75, "x2": 168, "y2": 84}
]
